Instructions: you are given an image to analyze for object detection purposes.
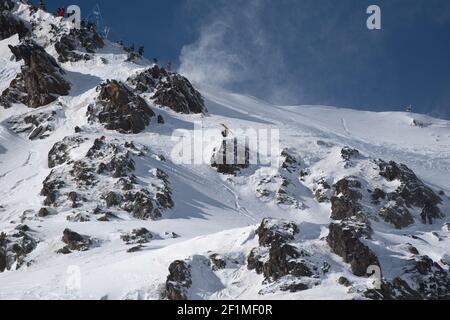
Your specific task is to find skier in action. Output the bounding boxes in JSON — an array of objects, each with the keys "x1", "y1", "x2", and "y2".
[{"x1": 39, "y1": 0, "x2": 46, "y2": 11}]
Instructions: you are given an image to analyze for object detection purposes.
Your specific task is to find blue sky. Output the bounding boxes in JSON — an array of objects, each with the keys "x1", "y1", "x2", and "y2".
[{"x1": 37, "y1": 0, "x2": 450, "y2": 119}]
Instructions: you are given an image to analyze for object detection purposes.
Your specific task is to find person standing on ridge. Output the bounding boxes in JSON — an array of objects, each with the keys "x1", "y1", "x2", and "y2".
[
  {"x1": 39, "y1": 0, "x2": 46, "y2": 11},
  {"x1": 56, "y1": 8, "x2": 65, "y2": 17},
  {"x1": 138, "y1": 46, "x2": 144, "y2": 56}
]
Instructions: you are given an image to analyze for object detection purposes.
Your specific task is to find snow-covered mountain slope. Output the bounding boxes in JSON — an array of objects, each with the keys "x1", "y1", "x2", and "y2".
[{"x1": 0, "y1": 1, "x2": 449, "y2": 300}]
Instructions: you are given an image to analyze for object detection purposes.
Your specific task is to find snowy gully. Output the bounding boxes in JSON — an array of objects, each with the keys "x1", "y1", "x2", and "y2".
[{"x1": 177, "y1": 304, "x2": 273, "y2": 318}]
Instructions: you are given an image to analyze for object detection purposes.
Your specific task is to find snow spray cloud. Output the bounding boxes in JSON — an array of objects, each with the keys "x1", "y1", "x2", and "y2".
[
  {"x1": 179, "y1": 1, "x2": 450, "y2": 119},
  {"x1": 178, "y1": 0, "x2": 302, "y2": 105}
]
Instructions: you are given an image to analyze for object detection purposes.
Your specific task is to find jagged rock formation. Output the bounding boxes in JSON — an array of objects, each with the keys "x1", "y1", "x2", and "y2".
[
  {"x1": 0, "y1": 0, "x2": 15, "y2": 11},
  {"x1": 0, "y1": 225, "x2": 37, "y2": 272},
  {"x1": 165, "y1": 260, "x2": 192, "y2": 300},
  {"x1": 153, "y1": 72, "x2": 205, "y2": 114},
  {"x1": 87, "y1": 80, "x2": 155, "y2": 134},
  {"x1": 127, "y1": 65, "x2": 206, "y2": 114},
  {"x1": 312, "y1": 178, "x2": 332, "y2": 203},
  {"x1": 326, "y1": 148, "x2": 444, "y2": 230},
  {"x1": 42, "y1": 137, "x2": 173, "y2": 220},
  {"x1": 48, "y1": 136, "x2": 86, "y2": 168},
  {"x1": 321, "y1": 147, "x2": 448, "y2": 297},
  {"x1": 0, "y1": 3, "x2": 29, "y2": 40},
  {"x1": 209, "y1": 254, "x2": 226, "y2": 271},
  {"x1": 377, "y1": 160, "x2": 443, "y2": 225},
  {"x1": 1, "y1": 41, "x2": 70, "y2": 108},
  {"x1": 247, "y1": 219, "x2": 322, "y2": 293},
  {"x1": 8, "y1": 107, "x2": 61, "y2": 140},
  {"x1": 327, "y1": 222, "x2": 379, "y2": 276},
  {"x1": 365, "y1": 255, "x2": 450, "y2": 300},
  {"x1": 330, "y1": 177, "x2": 366, "y2": 222},
  {"x1": 55, "y1": 22, "x2": 104, "y2": 63}
]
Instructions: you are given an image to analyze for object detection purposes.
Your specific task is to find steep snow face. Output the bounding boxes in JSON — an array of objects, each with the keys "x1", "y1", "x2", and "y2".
[
  {"x1": 0, "y1": 34, "x2": 21, "y2": 93},
  {"x1": 0, "y1": 1, "x2": 449, "y2": 300}
]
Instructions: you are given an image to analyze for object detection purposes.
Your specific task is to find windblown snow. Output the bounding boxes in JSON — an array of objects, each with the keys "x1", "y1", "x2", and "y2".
[{"x1": 0, "y1": 1, "x2": 449, "y2": 300}]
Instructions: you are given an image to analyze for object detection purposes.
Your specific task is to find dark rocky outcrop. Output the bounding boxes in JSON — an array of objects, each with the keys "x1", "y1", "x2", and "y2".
[
  {"x1": 211, "y1": 138, "x2": 250, "y2": 175},
  {"x1": 127, "y1": 65, "x2": 206, "y2": 114},
  {"x1": 341, "y1": 146, "x2": 360, "y2": 162},
  {"x1": 338, "y1": 276, "x2": 352, "y2": 287},
  {"x1": 127, "y1": 65, "x2": 163, "y2": 93},
  {"x1": 38, "y1": 207, "x2": 49, "y2": 217},
  {"x1": 55, "y1": 23, "x2": 104, "y2": 63},
  {"x1": 209, "y1": 254, "x2": 226, "y2": 271},
  {"x1": 121, "y1": 228, "x2": 153, "y2": 245},
  {"x1": 58, "y1": 229, "x2": 92, "y2": 254},
  {"x1": 314, "y1": 178, "x2": 332, "y2": 203},
  {"x1": 41, "y1": 172, "x2": 65, "y2": 207},
  {"x1": 48, "y1": 136, "x2": 86, "y2": 168},
  {"x1": 365, "y1": 277, "x2": 422, "y2": 300},
  {"x1": 8, "y1": 109, "x2": 59, "y2": 140},
  {"x1": 1, "y1": 42, "x2": 70, "y2": 108},
  {"x1": 379, "y1": 200, "x2": 414, "y2": 229},
  {"x1": 255, "y1": 218, "x2": 299, "y2": 247},
  {"x1": 0, "y1": 9, "x2": 29, "y2": 41},
  {"x1": 371, "y1": 188, "x2": 386, "y2": 204},
  {"x1": 66, "y1": 212, "x2": 90, "y2": 222},
  {"x1": 247, "y1": 219, "x2": 314, "y2": 288},
  {"x1": 377, "y1": 160, "x2": 443, "y2": 225},
  {"x1": 165, "y1": 260, "x2": 192, "y2": 300},
  {"x1": 0, "y1": 0, "x2": 15, "y2": 12},
  {"x1": 42, "y1": 138, "x2": 173, "y2": 220},
  {"x1": 0, "y1": 227, "x2": 37, "y2": 273},
  {"x1": 327, "y1": 222, "x2": 379, "y2": 277},
  {"x1": 330, "y1": 177, "x2": 365, "y2": 222},
  {"x1": 153, "y1": 73, "x2": 205, "y2": 114},
  {"x1": 87, "y1": 80, "x2": 155, "y2": 134},
  {"x1": 365, "y1": 256, "x2": 450, "y2": 300},
  {"x1": 327, "y1": 176, "x2": 378, "y2": 277}
]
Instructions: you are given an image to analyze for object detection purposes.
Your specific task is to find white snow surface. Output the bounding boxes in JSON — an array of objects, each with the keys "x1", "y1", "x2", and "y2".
[{"x1": 0, "y1": 2, "x2": 449, "y2": 300}]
